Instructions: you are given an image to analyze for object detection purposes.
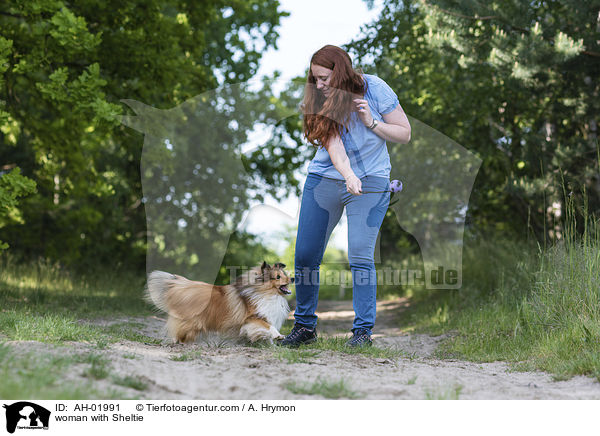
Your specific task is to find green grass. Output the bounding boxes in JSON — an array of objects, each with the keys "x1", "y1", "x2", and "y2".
[
  {"x1": 170, "y1": 350, "x2": 203, "y2": 361},
  {"x1": 0, "y1": 255, "x2": 149, "y2": 318},
  {"x1": 0, "y1": 256, "x2": 159, "y2": 398},
  {"x1": 305, "y1": 336, "x2": 403, "y2": 360},
  {"x1": 0, "y1": 343, "x2": 150, "y2": 398},
  {"x1": 81, "y1": 353, "x2": 111, "y2": 380},
  {"x1": 0, "y1": 343, "x2": 125, "y2": 399},
  {"x1": 0, "y1": 311, "x2": 106, "y2": 343},
  {"x1": 112, "y1": 374, "x2": 148, "y2": 391},
  {"x1": 0, "y1": 254, "x2": 157, "y2": 345},
  {"x1": 424, "y1": 384, "x2": 463, "y2": 400},
  {"x1": 274, "y1": 348, "x2": 321, "y2": 364},
  {"x1": 102, "y1": 322, "x2": 162, "y2": 344},
  {"x1": 284, "y1": 377, "x2": 360, "y2": 399},
  {"x1": 0, "y1": 310, "x2": 160, "y2": 345},
  {"x1": 3, "y1": 174, "x2": 599, "y2": 390},
  {"x1": 395, "y1": 183, "x2": 600, "y2": 382},
  {"x1": 95, "y1": 337, "x2": 110, "y2": 350},
  {"x1": 278, "y1": 320, "x2": 404, "y2": 359}
]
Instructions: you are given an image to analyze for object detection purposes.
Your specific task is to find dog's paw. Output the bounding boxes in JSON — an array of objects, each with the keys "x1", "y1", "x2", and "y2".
[{"x1": 269, "y1": 326, "x2": 285, "y2": 341}]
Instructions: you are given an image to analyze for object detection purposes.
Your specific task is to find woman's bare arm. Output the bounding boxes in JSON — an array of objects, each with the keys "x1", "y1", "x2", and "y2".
[
  {"x1": 323, "y1": 135, "x2": 362, "y2": 195},
  {"x1": 375, "y1": 104, "x2": 411, "y2": 143},
  {"x1": 354, "y1": 99, "x2": 411, "y2": 143}
]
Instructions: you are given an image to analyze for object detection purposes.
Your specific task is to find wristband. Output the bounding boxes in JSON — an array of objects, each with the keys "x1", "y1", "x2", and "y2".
[{"x1": 368, "y1": 119, "x2": 379, "y2": 129}]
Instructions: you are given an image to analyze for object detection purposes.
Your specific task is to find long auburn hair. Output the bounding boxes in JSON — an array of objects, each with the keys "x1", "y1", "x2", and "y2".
[{"x1": 302, "y1": 45, "x2": 366, "y2": 148}]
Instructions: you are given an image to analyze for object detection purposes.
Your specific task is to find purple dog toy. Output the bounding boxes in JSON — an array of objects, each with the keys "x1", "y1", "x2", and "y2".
[{"x1": 360, "y1": 179, "x2": 403, "y2": 194}]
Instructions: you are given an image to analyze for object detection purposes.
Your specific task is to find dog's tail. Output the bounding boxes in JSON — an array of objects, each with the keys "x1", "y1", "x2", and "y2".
[
  {"x1": 145, "y1": 270, "x2": 178, "y2": 313},
  {"x1": 145, "y1": 271, "x2": 213, "y2": 320}
]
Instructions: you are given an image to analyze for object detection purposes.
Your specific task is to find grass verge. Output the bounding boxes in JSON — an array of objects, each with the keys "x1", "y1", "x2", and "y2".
[
  {"x1": 396, "y1": 186, "x2": 600, "y2": 382},
  {"x1": 0, "y1": 255, "x2": 159, "y2": 345}
]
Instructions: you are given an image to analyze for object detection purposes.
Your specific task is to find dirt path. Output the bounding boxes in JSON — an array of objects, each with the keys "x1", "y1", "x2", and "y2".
[{"x1": 8, "y1": 299, "x2": 600, "y2": 399}]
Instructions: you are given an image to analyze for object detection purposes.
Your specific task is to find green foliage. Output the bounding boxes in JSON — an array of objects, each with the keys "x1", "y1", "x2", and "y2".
[
  {"x1": 244, "y1": 77, "x2": 309, "y2": 200},
  {"x1": 0, "y1": 0, "x2": 288, "y2": 271},
  {"x1": 2, "y1": 0, "x2": 597, "y2": 305},
  {"x1": 346, "y1": 0, "x2": 600, "y2": 246},
  {"x1": 397, "y1": 186, "x2": 600, "y2": 380},
  {"x1": 0, "y1": 167, "x2": 37, "y2": 249},
  {"x1": 218, "y1": 230, "x2": 280, "y2": 284}
]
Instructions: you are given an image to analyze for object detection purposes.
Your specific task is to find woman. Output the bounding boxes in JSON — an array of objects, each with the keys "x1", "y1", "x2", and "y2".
[{"x1": 281, "y1": 45, "x2": 411, "y2": 347}]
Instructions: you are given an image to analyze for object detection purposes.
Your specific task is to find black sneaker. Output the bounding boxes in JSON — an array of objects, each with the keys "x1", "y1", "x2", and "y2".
[
  {"x1": 279, "y1": 324, "x2": 317, "y2": 347},
  {"x1": 346, "y1": 328, "x2": 372, "y2": 347}
]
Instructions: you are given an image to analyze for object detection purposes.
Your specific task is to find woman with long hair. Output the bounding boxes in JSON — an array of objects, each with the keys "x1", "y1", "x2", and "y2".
[{"x1": 280, "y1": 44, "x2": 411, "y2": 347}]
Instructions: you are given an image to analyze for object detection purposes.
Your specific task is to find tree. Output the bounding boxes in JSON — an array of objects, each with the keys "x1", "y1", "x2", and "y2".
[
  {"x1": 347, "y1": 0, "x2": 599, "y2": 244},
  {"x1": 0, "y1": 0, "x2": 288, "y2": 271},
  {"x1": 0, "y1": 167, "x2": 36, "y2": 250}
]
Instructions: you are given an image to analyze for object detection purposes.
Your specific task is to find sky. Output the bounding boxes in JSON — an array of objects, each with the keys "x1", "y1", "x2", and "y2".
[
  {"x1": 238, "y1": 0, "x2": 384, "y2": 255},
  {"x1": 255, "y1": 0, "x2": 383, "y2": 83}
]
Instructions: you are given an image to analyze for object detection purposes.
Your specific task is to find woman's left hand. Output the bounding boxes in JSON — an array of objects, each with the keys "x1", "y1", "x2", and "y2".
[{"x1": 353, "y1": 98, "x2": 374, "y2": 128}]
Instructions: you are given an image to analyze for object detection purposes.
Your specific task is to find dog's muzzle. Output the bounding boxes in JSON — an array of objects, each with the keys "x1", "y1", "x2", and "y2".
[{"x1": 279, "y1": 284, "x2": 292, "y2": 295}]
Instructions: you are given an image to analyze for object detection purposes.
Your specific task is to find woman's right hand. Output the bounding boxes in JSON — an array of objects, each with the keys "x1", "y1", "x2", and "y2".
[
  {"x1": 322, "y1": 135, "x2": 362, "y2": 195},
  {"x1": 345, "y1": 174, "x2": 362, "y2": 195}
]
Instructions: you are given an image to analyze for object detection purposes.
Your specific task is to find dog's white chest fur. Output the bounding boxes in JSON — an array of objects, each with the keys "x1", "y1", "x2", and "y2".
[{"x1": 244, "y1": 292, "x2": 290, "y2": 330}]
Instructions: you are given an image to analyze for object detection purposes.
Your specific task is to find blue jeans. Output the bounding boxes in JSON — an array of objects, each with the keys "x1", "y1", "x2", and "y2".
[{"x1": 294, "y1": 173, "x2": 390, "y2": 335}]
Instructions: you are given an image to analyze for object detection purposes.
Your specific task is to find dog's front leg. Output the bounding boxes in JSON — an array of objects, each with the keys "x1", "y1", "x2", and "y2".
[
  {"x1": 240, "y1": 318, "x2": 275, "y2": 343},
  {"x1": 269, "y1": 325, "x2": 285, "y2": 342}
]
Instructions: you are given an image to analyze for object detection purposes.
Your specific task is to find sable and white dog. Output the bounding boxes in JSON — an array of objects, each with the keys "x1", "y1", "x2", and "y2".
[{"x1": 146, "y1": 261, "x2": 293, "y2": 344}]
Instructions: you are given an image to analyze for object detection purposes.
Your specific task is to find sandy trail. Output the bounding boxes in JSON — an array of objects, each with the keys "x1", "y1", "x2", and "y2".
[{"x1": 8, "y1": 299, "x2": 600, "y2": 399}]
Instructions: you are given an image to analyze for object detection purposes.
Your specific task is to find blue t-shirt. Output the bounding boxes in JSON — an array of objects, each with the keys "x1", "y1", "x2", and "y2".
[{"x1": 306, "y1": 73, "x2": 399, "y2": 180}]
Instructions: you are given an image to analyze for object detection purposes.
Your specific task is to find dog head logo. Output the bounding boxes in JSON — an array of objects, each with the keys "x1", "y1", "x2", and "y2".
[
  {"x1": 121, "y1": 77, "x2": 481, "y2": 289},
  {"x1": 3, "y1": 402, "x2": 50, "y2": 433}
]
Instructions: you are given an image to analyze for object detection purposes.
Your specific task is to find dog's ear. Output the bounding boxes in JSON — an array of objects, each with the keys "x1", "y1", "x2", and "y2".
[
  {"x1": 261, "y1": 260, "x2": 270, "y2": 272},
  {"x1": 273, "y1": 262, "x2": 286, "y2": 269}
]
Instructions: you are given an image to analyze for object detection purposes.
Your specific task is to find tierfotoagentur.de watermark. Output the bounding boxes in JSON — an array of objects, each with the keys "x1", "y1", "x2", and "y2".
[
  {"x1": 121, "y1": 76, "x2": 481, "y2": 290},
  {"x1": 225, "y1": 265, "x2": 459, "y2": 287}
]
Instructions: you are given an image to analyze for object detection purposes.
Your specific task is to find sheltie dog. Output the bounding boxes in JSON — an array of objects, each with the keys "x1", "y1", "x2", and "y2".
[{"x1": 146, "y1": 261, "x2": 293, "y2": 344}]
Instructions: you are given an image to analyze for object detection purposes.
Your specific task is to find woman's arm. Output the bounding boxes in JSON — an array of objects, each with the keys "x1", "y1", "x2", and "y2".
[
  {"x1": 375, "y1": 104, "x2": 411, "y2": 143},
  {"x1": 354, "y1": 99, "x2": 411, "y2": 144},
  {"x1": 324, "y1": 134, "x2": 362, "y2": 195}
]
